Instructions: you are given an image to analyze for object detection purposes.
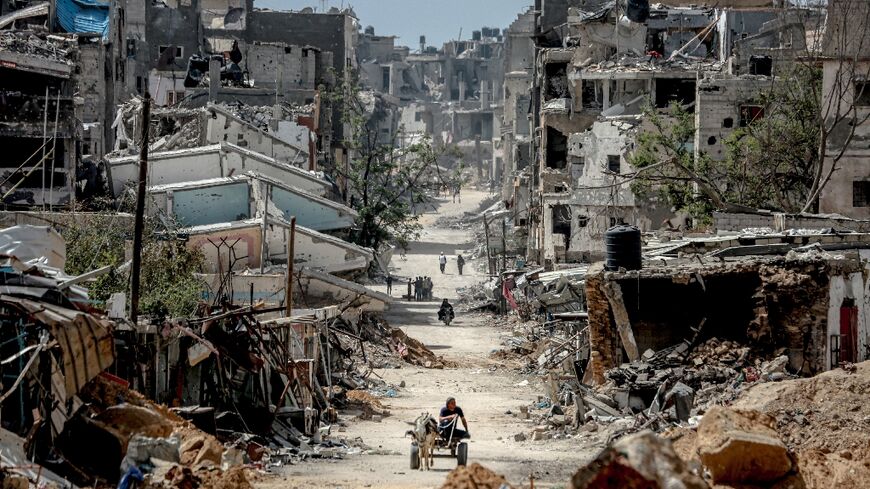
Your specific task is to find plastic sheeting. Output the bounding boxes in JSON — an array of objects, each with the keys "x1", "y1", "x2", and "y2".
[
  {"x1": 0, "y1": 225, "x2": 66, "y2": 269},
  {"x1": 55, "y1": 0, "x2": 110, "y2": 39}
]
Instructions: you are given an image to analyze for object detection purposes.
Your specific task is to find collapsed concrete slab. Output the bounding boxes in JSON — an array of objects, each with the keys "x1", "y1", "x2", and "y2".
[
  {"x1": 185, "y1": 217, "x2": 373, "y2": 276},
  {"x1": 200, "y1": 267, "x2": 391, "y2": 315},
  {"x1": 148, "y1": 172, "x2": 356, "y2": 232},
  {"x1": 106, "y1": 142, "x2": 332, "y2": 199}
]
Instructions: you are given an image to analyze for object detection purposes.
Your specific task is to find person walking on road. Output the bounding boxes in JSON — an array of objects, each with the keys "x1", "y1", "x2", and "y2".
[
  {"x1": 415, "y1": 276, "x2": 424, "y2": 301},
  {"x1": 439, "y1": 252, "x2": 447, "y2": 273},
  {"x1": 457, "y1": 254, "x2": 465, "y2": 275},
  {"x1": 407, "y1": 278, "x2": 412, "y2": 301},
  {"x1": 386, "y1": 274, "x2": 393, "y2": 295},
  {"x1": 425, "y1": 276, "x2": 434, "y2": 300}
]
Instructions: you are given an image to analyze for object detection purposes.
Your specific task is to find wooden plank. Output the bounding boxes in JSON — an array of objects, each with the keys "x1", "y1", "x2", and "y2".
[{"x1": 601, "y1": 281, "x2": 640, "y2": 362}]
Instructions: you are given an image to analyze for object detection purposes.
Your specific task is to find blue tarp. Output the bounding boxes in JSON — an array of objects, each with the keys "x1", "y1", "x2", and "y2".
[{"x1": 55, "y1": 0, "x2": 110, "y2": 39}]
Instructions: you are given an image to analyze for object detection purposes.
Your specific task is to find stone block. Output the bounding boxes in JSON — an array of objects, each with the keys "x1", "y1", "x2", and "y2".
[
  {"x1": 571, "y1": 431, "x2": 708, "y2": 489},
  {"x1": 697, "y1": 406, "x2": 791, "y2": 484}
]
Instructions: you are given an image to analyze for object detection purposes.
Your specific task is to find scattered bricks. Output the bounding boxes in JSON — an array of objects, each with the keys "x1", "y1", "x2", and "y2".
[{"x1": 697, "y1": 407, "x2": 792, "y2": 484}]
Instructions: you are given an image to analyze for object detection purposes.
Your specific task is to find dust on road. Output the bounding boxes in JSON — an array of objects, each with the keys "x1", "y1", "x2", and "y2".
[{"x1": 265, "y1": 190, "x2": 602, "y2": 489}]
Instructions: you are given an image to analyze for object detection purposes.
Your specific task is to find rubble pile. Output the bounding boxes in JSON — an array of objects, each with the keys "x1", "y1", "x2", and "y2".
[
  {"x1": 456, "y1": 279, "x2": 500, "y2": 312},
  {"x1": 567, "y1": 362, "x2": 870, "y2": 489},
  {"x1": 499, "y1": 330, "x2": 799, "y2": 446},
  {"x1": 151, "y1": 110, "x2": 204, "y2": 151},
  {"x1": 0, "y1": 30, "x2": 75, "y2": 63},
  {"x1": 441, "y1": 463, "x2": 516, "y2": 489},
  {"x1": 331, "y1": 313, "x2": 454, "y2": 369},
  {"x1": 217, "y1": 102, "x2": 276, "y2": 131}
]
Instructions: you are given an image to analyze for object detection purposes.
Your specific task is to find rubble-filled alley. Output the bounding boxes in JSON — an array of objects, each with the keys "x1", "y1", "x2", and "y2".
[{"x1": 2, "y1": 0, "x2": 870, "y2": 488}]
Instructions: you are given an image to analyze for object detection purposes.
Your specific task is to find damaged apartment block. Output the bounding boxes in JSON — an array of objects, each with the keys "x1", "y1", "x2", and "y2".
[
  {"x1": 513, "y1": 0, "x2": 812, "y2": 267},
  {"x1": 0, "y1": 31, "x2": 80, "y2": 207}
]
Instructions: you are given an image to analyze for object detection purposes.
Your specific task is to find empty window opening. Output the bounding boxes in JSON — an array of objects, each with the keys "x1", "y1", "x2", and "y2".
[
  {"x1": 723, "y1": 117, "x2": 734, "y2": 128},
  {"x1": 853, "y1": 181, "x2": 870, "y2": 207},
  {"x1": 581, "y1": 80, "x2": 600, "y2": 109},
  {"x1": 749, "y1": 56, "x2": 773, "y2": 76},
  {"x1": 570, "y1": 155, "x2": 585, "y2": 181},
  {"x1": 544, "y1": 63, "x2": 570, "y2": 101},
  {"x1": 855, "y1": 82, "x2": 870, "y2": 107},
  {"x1": 552, "y1": 204, "x2": 572, "y2": 250},
  {"x1": 655, "y1": 78, "x2": 696, "y2": 110},
  {"x1": 578, "y1": 215, "x2": 589, "y2": 228},
  {"x1": 382, "y1": 67, "x2": 391, "y2": 90},
  {"x1": 159, "y1": 45, "x2": 184, "y2": 59},
  {"x1": 546, "y1": 127, "x2": 568, "y2": 170},
  {"x1": 739, "y1": 105, "x2": 764, "y2": 127},
  {"x1": 707, "y1": 136, "x2": 717, "y2": 145},
  {"x1": 607, "y1": 155, "x2": 621, "y2": 174}
]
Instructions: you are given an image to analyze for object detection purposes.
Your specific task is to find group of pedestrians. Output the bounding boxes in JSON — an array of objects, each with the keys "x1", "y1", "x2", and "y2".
[
  {"x1": 383, "y1": 252, "x2": 467, "y2": 301},
  {"x1": 439, "y1": 252, "x2": 466, "y2": 275},
  {"x1": 407, "y1": 276, "x2": 433, "y2": 301}
]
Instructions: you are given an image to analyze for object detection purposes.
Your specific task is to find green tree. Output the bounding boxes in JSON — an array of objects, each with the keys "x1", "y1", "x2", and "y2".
[
  {"x1": 63, "y1": 213, "x2": 205, "y2": 319},
  {"x1": 629, "y1": 65, "x2": 823, "y2": 221},
  {"x1": 327, "y1": 72, "x2": 460, "y2": 252}
]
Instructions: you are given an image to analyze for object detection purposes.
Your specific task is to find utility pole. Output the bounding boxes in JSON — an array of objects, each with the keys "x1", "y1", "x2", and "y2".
[
  {"x1": 130, "y1": 93, "x2": 151, "y2": 324},
  {"x1": 286, "y1": 217, "x2": 297, "y2": 317},
  {"x1": 483, "y1": 213, "x2": 493, "y2": 275},
  {"x1": 40, "y1": 86, "x2": 48, "y2": 211}
]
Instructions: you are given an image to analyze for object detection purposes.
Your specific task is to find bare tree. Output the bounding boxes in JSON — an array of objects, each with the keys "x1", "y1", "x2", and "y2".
[{"x1": 801, "y1": 0, "x2": 870, "y2": 212}]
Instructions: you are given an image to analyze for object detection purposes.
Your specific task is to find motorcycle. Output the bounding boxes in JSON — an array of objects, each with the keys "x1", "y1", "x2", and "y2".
[{"x1": 439, "y1": 308, "x2": 455, "y2": 326}]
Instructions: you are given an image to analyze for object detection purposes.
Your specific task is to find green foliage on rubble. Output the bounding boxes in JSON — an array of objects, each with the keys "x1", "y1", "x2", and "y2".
[
  {"x1": 629, "y1": 65, "x2": 822, "y2": 221},
  {"x1": 63, "y1": 212, "x2": 205, "y2": 320},
  {"x1": 325, "y1": 70, "x2": 462, "y2": 253}
]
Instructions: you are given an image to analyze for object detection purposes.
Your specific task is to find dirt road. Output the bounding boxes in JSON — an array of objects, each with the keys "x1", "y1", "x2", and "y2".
[{"x1": 274, "y1": 190, "x2": 601, "y2": 488}]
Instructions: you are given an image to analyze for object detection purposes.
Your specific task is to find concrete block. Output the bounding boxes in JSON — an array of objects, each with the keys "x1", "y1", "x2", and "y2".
[{"x1": 697, "y1": 407, "x2": 791, "y2": 484}]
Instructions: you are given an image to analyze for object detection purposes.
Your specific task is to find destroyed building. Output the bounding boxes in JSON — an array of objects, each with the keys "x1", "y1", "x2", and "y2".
[
  {"x1": 0, "y1": 31, "x2": 81, "y2": 208},
  {"x1": 504, "y1": 1, "x2": 815, "y2": 266},
  {"x1": 818, "y1": 0, "x2": 870, "y2": 219}
]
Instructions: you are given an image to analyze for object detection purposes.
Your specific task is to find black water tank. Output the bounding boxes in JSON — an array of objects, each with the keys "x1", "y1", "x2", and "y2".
[
  {"x1": 605, "y1": 225, "x2": 642, "y2": 271},
  {"x1": 626, "y1": 0, "x2": 650, "y2": 23}
]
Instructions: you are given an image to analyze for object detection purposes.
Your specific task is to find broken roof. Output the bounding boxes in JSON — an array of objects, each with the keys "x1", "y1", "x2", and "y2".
[
  {"x1": 107, "y1": 142, "x2": 329, "y2": 197},
  {"x1": 184, "y1": 216, "x2": 372, "y2": 261},
  {"x1": 147, "y1": 171, "x2": 355, "y2": 220},
  {"x1": 0, "y1": 31, "x2": 75, "y2": 78}
]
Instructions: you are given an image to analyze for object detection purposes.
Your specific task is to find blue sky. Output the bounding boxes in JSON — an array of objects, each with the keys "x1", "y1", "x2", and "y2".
[{"x1": 255, "y1": 0, "x2": 533, "y2": 48}]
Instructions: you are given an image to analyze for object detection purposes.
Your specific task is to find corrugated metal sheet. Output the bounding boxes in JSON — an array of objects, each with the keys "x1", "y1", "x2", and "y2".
[{"x1": 55, "y1": 0, "x2": 110, "y2": 39}]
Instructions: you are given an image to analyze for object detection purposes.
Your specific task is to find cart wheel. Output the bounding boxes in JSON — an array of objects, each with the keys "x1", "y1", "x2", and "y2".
[
  {"x1": 456, "y1": 442, "x2": 468, "y2": 466},
  {"x1": 410, "y1": 443, "x2": 420, "y2": 470}
]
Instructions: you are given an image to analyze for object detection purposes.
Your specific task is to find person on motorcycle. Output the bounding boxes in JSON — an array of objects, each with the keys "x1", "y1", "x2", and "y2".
[
  {"x1": 438, "y1": 299, "x2": 454, "y2": 323},
  {"x1": 438, "y1": 397, "x2": 469, "y2": 441}
]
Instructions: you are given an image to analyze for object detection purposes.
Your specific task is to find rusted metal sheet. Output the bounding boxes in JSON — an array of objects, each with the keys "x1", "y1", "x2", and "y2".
[{"x1": 1, "y1": 295, "x2": 114, "y2": 394}]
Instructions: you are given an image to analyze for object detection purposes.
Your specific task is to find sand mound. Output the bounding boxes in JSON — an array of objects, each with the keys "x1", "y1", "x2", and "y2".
[{"x1": 441, "y1": 463, "x2": 515, "y2": 489}]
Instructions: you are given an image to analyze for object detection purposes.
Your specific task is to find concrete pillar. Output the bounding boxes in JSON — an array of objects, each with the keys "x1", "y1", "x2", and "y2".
[
  {"x1": 458, "y1": 72, "x2": 466, "y2": 102},
  {"x1": 480, "y1": 80, "x2": 490, "y2": 109},
  {"x1": 602, "y1": 80, "x2": 610, "y2": 110},
  {"x1": 209, "y1": 58, "x2": 221, "y2": 102},
  {"x1": 271, "y1": 104, "x2": 282, "y2": 133}
]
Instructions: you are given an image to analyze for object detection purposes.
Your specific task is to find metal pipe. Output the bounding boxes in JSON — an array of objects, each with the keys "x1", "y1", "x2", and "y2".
[{"x1": 40, "y1": 86, "x2": 48, "y2": 211}]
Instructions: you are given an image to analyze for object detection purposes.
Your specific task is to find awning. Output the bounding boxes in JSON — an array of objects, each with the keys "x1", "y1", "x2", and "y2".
[{"x1": 56, "y1": 0, "x2": 110, "y2": 39}]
